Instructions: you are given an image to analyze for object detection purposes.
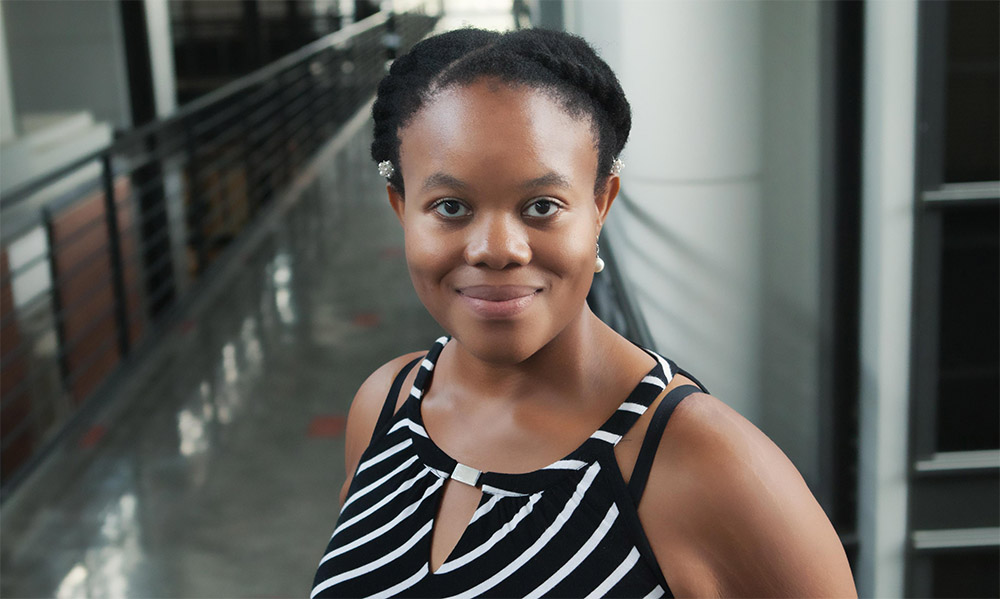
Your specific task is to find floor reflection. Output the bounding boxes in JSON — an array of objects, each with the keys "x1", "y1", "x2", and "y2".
[{"x1": 1, "y1": 118, "x2": 441, "y2": 598}]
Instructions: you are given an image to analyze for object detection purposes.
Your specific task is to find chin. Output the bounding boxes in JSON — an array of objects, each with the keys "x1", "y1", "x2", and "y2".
[
  {"x1": 447, "y1": 320, "x2": 552, "y2": 366},
  {"x1": 464, "y1": 337, "x2": 536, "y2": 366}
]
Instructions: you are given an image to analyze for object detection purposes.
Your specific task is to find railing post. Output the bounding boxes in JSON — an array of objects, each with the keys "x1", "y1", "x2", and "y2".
[
  {"x1": 323, "y1": 47, "x2": 337, "y2": 138},
  {"x1": 241, "y1": 92, "x2": 258, "y2": 216},
  {"x1": 101, "y1": 154, "x2": 131, "y2": 356},
  {"x1": 281, "y1": 69, "x2": 295, "y2": 186},
  {"x1": 327, "y1": 45, "x2": 345, "y2": 131},
  {"x1": 41, "y1": 207, "x2": 70, "y2": 394},
  {"x1": 185, "y1": 121, "x2": 209, "y2": 273}
]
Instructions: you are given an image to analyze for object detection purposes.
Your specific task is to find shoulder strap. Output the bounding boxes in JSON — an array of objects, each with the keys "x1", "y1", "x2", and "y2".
[
  {"x1": 628, "y1": 384, "x2": 701, "y2": 504},
  {"x1": 675, "y1": 366, "x2": 708, "y2": 395},
  {"x1": 369, "y1": 356, "x2": 422, "y2": 445}
]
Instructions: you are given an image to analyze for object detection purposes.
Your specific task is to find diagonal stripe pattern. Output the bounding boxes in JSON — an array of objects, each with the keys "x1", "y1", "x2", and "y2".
[{"x1": 312, "y1": 336, "x2": 686, "y2": 598}]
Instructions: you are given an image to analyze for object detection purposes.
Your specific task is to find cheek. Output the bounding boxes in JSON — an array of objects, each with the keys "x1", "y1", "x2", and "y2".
[
  {"x1": 402, "y1": 224, "x2": 455, "y2": 290},
  {"x1": 533, "y1": 228, "x2": 596, "y2": 282}
]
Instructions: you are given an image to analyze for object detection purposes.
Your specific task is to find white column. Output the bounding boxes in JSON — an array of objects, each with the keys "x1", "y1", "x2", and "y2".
[
  {"x1": 144, "y1": 0, "x2": 177, "y2": 117},
  {"x1": 756, "y1": 0, "x2": 823, "y2": 489},
  {"x1": 856, "y1": 2, "x2": 918, "y2": 597},
  {"x1": 571, "y1": 0, "x2": 763, "y2": 420},
  {"x1": 0, "y1": 1, "x2": 17, "y2": 142}
]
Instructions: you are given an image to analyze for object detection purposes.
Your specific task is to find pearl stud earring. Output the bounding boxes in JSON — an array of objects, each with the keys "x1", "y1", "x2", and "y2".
[
  {"x1": 377, "y1": 160, "x2": 394, "y2": 179},
  {"x1": 610, "y1": 157, "x2": 623, "y2": 176}
]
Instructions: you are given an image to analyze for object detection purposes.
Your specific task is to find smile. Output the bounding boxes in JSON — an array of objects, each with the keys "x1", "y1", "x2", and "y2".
[{"x1": 457, "y1": 286, "x2": 541, "y2": 319}]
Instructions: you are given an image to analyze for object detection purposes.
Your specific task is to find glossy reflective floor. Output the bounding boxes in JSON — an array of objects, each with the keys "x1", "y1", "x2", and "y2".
[{"x1": 0, "y1": 114, "x2": 442, "y2": 598}]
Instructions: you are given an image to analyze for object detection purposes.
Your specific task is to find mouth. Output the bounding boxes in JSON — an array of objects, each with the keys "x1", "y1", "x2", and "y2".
[
  {"x1": 457, "y1": 285, "x2": 541, "y2": 301},
  {"x1": 456, "y1": 285, "x2": 542, "y2": 319}
]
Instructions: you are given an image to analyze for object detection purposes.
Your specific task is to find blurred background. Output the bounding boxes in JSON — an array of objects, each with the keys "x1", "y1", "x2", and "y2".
[{"x1": 0, "y1": 0, "x2": 996, "y2": 597}]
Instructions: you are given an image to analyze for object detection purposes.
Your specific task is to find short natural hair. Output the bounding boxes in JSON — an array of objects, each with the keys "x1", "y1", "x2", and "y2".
[{"x1": 371, "y1": 28, "x2": 631, "y2": 194}]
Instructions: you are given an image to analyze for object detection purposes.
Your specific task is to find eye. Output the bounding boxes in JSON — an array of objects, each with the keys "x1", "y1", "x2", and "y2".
[
  {"x1": 432, "y1": 199, "x2": 470, "y2": 218},
  {"x1": 523, "y1": 198, "x2": 560, "y2": 218}
]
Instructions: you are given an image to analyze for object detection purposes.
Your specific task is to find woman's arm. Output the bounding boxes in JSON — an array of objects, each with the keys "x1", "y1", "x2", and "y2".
[
  {"x1": 639, "y1": 393, "x2": 857, "y2": 598},
  {"x1": 338, "y1": 351, "x2": 425, "y2": 505}
]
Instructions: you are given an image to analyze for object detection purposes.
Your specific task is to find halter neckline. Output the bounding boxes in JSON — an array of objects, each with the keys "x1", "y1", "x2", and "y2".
[{"x1": 399, "y1": 336, "x2": 674, "y2": 495}]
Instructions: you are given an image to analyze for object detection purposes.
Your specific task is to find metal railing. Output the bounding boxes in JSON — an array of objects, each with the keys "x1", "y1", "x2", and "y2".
[{"x1": 0, "y1": 7, "x2": 439, "y2": 492}]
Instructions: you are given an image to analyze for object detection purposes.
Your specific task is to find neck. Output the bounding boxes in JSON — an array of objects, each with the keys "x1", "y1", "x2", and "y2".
[{"x1": 439, "y1": 306, "x2": 644, "y2": 407}]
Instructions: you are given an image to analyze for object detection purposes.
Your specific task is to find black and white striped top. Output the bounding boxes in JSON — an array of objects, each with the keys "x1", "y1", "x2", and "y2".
[{"x1": 312, "y1": 336, "x2": 703, "y2": 598}]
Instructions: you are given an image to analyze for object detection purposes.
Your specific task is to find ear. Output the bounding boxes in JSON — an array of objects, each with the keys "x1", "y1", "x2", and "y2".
[
  {"x1": 387, "y1": 184, "x2": 405, "y2": 225},
  {"x1": 594, "y1": 175, "x2": 620, "y2": 230}
]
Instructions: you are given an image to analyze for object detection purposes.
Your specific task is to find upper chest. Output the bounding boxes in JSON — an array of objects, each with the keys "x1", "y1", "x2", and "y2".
[{"x1": 418, "y1": 390, "x2": 622, "y2": 474}]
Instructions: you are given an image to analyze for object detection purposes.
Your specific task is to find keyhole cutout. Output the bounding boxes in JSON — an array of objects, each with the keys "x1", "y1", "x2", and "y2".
[{"x1": 429, "y1": 478, "x2": 483, "y2": 573}]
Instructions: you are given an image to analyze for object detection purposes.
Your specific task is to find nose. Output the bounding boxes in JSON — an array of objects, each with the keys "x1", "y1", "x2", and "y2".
[{"x1": 464, "y1": 212, "x2": 532, "y2": 269}]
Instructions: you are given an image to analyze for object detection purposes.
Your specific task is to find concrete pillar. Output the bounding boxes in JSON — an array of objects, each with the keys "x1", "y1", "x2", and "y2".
[
  {"x1": 570, "y1": 0, "x2": 763, "y2": 420},
  {"x1": 756, "y1": 0, "x2": 823, "y2": 490},
  {"x1": 0, "y1": 1, "x2": 17, "y2": 142},
  {"x1": 856, "y1": 2, "x2": 918, "y2": 597}
]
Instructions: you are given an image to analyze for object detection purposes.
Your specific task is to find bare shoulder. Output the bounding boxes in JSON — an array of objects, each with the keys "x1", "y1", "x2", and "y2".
[
  {"x1": 639, "y1": 391, "x2": 857, "y2": 598},
  {"x1": 339, "y1": 351, "x2": 425, "y2": 504}
]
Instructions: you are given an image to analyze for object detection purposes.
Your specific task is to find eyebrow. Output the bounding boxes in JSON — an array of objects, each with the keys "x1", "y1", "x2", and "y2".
[
  {"x1": 420, "y1": 171, "x2": 572, "y2": 193},
  {"x1": 521, "y1": 172, "x2": 572, "y2": 190},
  {"x1": 421, "y1": 172, "x2": 469, "y2": 193}
]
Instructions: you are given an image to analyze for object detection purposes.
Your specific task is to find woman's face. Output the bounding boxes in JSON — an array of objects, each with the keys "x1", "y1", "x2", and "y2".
[{"x1": 390, "y1": 80, "x2": 618, "y2": 364}]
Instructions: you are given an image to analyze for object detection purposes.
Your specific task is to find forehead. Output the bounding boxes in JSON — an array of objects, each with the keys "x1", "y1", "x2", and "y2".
[{"x1": 397, "y1": 81, "x2": 599, "y2": 190}]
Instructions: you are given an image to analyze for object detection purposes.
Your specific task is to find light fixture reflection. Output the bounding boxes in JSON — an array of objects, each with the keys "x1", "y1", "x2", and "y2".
[
  {"x1": 178, "y1": 409, "x2": 208, "y2": 457},
  {"x1": 271, "y1": 252, "x2": 298, "y2": 325},
  {"x1": 273, "y1": 264, "x2": 292, "y2": 285},
  {"x1": 242, "y1": 317, "x2": 263, "y2": 366},
  {"x1": 222, "y1": 343, "x2": 238, "y2": 383},
  {"x1": 56, "y1": 493, "x2": 143, "y2": 599},
  {"x1": 56, "y1": 564, "x2": 88, "y2": 599},
  {"x1": 276, "y1": 288, "x2": 296, "y2": 325}
]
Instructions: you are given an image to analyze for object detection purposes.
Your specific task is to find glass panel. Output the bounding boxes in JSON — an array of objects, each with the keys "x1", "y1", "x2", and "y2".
[
  {"x1": 936, "y1": 205, "x2": 1000, "y2": 451},
  {"x1": 943, "y1": 1, "x2": 1000, "y2": 183}
]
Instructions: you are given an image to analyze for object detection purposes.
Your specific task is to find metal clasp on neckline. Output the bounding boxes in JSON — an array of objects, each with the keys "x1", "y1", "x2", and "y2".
[{"x1": 450, "y1": 463, "x2": 482, "y2": 487}]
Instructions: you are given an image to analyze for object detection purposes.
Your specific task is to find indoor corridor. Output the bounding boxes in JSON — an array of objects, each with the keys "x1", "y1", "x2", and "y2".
[
  {"x1": 2, "y1": 2, "x2": 997, "y2": 598},
  {"x1": 1, "y1": 112, "x2": 442, "y2": 599}
]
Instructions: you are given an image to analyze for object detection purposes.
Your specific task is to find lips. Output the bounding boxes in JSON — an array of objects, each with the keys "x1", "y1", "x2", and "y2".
[
  {"x1": 458, "y1": 285, "x2": 540, "y2": 301},
  {"x1": 457, "y1": 285, "x2": 541, "y2": 319}
]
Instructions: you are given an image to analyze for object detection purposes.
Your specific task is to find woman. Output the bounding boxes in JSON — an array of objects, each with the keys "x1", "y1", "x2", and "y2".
[{"x1": 312, "y1": 28, "x2": 856, "y2": 598}]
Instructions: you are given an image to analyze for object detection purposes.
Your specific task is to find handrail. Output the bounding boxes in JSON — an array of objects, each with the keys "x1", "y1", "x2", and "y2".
[
  {"x1": 0, "y1": 12, "x2": 390, "y2": 211},
  {"x1": 136, "y1": 12, "x2": 389, "y2": 140},
  {"x1": 921, "y1": 181, "x2": 1000, "y2": 206},
  {"x1": 0, "y1": 5, "x2": 440, "y2": 491}
]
